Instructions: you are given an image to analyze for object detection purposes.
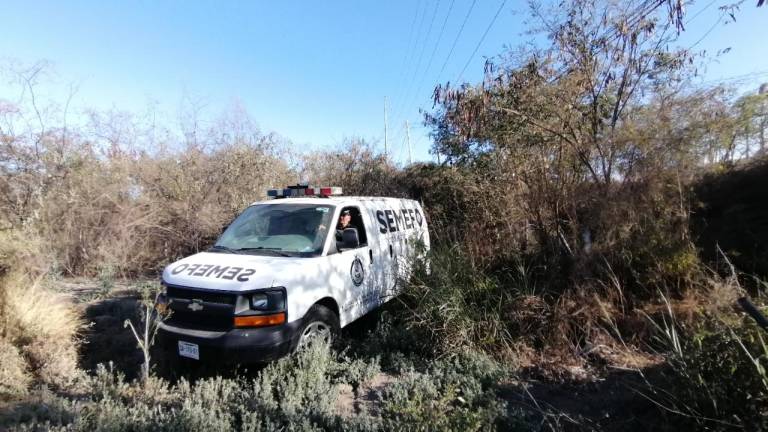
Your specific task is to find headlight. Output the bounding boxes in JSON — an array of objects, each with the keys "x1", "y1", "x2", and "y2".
[
  {"x1": 234, "y1": 288, "x2": 287, "y2": 328},
  {"x1": 236, "y1": 289, "x2": 286, "y2": 313},
  {"x1": 250, "y1": 293, "x2": 269, "y2": 310}
]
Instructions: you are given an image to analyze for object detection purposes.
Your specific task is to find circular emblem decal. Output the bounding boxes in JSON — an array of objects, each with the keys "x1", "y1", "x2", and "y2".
[{"x1": 350, "y1": 256, "x2": 365, "y2": 286}]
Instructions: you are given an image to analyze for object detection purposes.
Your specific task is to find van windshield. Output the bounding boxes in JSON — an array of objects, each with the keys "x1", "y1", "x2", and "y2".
[{"x1": 213, "y1": 203, "x2": 335, "y2": 257}]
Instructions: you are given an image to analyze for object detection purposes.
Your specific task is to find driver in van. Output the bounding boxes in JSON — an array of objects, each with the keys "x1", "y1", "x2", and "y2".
[
  {"x1": 317, "y1": 209, "x2": 357, "y2": 242},
  {"x1": 335, "y1": 209, "x2": 355, "y2": 239}
]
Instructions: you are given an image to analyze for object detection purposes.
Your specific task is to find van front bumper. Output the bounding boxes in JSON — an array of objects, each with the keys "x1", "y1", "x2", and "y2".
[{"x1": 157, "y1": 320, "x2": 302, "y2": 364}]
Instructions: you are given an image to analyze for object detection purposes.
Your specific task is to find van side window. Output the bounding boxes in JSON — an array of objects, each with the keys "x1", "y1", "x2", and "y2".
[{"x1": 337, "y1": 206, "x2": 367, "y2": 248}]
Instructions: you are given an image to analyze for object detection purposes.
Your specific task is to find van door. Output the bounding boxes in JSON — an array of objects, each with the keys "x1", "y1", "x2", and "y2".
[
  {"x1": 377, "y1": 199, "x2": 427, "y2": 300},
  {"x1": 325, "y1": 205, "x2": 377, "y2": 326},
  {"x1": 368, "y1": 202, "x2": 404, "y2": 304}
]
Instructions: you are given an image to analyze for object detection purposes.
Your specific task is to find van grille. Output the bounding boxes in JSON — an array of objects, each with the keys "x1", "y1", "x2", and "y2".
[
  {"x1": 166, "y1": 310, "x2": 233, "y2": 332},
  {"x1": 166, "y1": 286, "x2": 237, "y2": 305},
  {"x1": 165, "y1": 285, "x2": 237, "y2": 331}
]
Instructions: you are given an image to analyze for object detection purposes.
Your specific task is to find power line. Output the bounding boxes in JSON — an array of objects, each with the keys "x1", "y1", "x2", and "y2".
[
  {"x1": 391, "y1": 0, "x2": 476, "y2": 150},
  {"x1": 456, "y1": 0, "x2": 507, "y2": 83},
  {"x1": 700, "y1": 70, "x2": 768, "y2": 86},
  {"x1": 390, "y1": 0, "x2": 441, "y2": 131},
  {"x1": 688, "y1": 10, "x2": 725, "y2": 49},
  {"x1": 545, "y1": 0, "x2": 666, "y2": 83},
  {"x1": 391, "y1": 0, "x2": 456, "y2": 150},
  {"x1": 389, "y1": 0, "x2": 426, "y2": 119},
  {"x1": 435, "y1": 0, "x2": 477, "y2": 82},
  {"x1": 397, "y1": 0, "x2": 455, "y2": 113},
  {"x1": 383, "y1": 97, "x2": 388, "y2": 157},
  {"x1": 410, "y1": 0, "x2": 441, "y2": 82},
  {"x1": 685, "y1": 0, "x2": 718, "y2": 25},
  {"x1": 416, "y1": 0, "x2": 665, "y2": 163},
  {"x1": 423, "y1": 0, "x2": 456, "y2": 82}
]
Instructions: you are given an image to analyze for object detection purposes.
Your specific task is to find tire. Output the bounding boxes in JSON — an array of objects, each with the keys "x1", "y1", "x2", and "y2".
[{"x1": 292, "y1": 304, "x2": 340, "y2": 352}]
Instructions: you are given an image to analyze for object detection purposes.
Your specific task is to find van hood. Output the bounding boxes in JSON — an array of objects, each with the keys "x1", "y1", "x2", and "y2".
[{"x1": 161, "y1": 252, "x2": 302, "y2": 292}]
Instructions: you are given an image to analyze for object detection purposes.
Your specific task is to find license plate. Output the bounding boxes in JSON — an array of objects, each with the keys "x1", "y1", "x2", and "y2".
[{"x1": 178, "y1": 341, "x2": 199, "y2": 360}]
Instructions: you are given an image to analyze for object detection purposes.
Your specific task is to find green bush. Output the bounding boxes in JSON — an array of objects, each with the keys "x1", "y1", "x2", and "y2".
[
  {"x1": 397, "y1": 246, "x2": 537, "y2": 359},
  {"x1": 2, "y1": 343, "x2": 528, "y2": 432},
  {"x1": 650, "y1": 312, "x2": 768, "y2": 430},
  {"x1": 379, "y1": 351, "x2": 515, "y2": 431}
]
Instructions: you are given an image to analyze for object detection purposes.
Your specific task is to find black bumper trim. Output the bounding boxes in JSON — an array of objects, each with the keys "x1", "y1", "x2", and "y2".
[{"x1": 157, "y1": 319, "x2": 302, "y2": 364}]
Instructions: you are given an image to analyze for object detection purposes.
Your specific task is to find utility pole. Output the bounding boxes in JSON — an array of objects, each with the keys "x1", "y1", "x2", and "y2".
[
  {"x1": 760, "y1": 84, "x2": 767, "y2": 152},
  {"x1": 405, "y1": 120, "x2": 413, "y2": 165},
  {"x1": 383, "y1": 97, "x2": 389, "y2": 158}
]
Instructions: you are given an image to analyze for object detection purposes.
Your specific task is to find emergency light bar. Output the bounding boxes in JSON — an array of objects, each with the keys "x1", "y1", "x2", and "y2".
[{"x1": 267, "y1": 185, "x2": 343, "y2": 198}]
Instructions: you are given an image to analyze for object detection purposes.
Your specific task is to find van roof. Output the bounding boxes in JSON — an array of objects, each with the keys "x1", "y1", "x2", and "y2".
[{"x1": 249, "y1": 196, "x2": 416, "y2": 206}]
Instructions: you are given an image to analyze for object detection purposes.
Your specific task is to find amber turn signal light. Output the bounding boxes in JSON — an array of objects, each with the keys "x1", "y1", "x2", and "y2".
[{"x1": 234, "y1": 312, "x2": 286, "y2": 328}]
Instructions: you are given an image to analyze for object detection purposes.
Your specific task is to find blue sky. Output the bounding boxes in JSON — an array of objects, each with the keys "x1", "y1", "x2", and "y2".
[{"x1": 1, "y1": 1, "x2": 766, "y2": 165}]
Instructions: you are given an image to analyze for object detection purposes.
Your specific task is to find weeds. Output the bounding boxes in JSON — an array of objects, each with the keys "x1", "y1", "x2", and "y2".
[
  {"x1": 0, "y1": 339, "x2": 31, "y2": 397},
  {"x1": 0, "y1": 273, "x2": 82, "y2": 394},
  {"x1": 97, "y1": 266, "x2": 116, "y2": 297},
  {"x1": 123, "y1": 283, "x2": 165, "y2": 382},
  {"x1": 1, "y1": 343, "x2": 521, "y2": 431},
  {"x1": 642, "y1": 293, "x2": 768, "y2": 430},
  {"x1": 398, "y1": 246, "x2": 517, "y2": 357}
]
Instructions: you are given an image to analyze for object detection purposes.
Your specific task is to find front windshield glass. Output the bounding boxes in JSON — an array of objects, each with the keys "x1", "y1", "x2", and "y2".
[{"x1": 214, "y1": 203, "x2": 335, "y2": 257}]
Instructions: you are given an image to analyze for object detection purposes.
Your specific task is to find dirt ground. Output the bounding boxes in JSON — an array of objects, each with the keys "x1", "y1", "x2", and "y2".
[
  {"x1": 66, "y1": 279, "x2": 152, "y2": 381},
  {"x1": 501, "y1": 368, "x2": 672, "y2": 431}
]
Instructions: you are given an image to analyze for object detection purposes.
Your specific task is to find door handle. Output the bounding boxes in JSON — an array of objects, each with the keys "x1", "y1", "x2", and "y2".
[
  {"x1": 389, "y1": 244, "x2": 393, "y2": 258},
  {"x1": 369, "y1": 249, "x2": 373, "y2": 264}
]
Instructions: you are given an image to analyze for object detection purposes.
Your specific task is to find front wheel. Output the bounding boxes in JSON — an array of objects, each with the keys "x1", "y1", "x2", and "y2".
[{"x1": 293, "y1": 304, "x2": 340, "y2": 352}]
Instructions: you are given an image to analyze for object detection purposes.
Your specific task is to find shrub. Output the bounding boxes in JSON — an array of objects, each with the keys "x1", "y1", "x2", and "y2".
[
  {"x1": 648, "y1": 308, "x2": 768, "y2": 430},
  {"x1": 399, "y1": 246, "x2": 516, "y2": 356},
  {"x1": 1, "y1": 341, "x2": 530, "y2": 432},
  {"x1": 0, "y1": 94, "x2": 295, "y2": 277},
  {"x1": 0, "y1": 230, "x2": 82, "y2": 394},
  {"x1": 379, "y1": 351, "x2": 513, "y2": 431},
  {"x1": 300, "y1": 138, "x2": 401, "y2": 197},
  {"x1": 0, "y1": 273, "x2": 82, "y2": 391},
  {"x1": 396, "y1": 245, "x2": 701, "y2": 375},
  {"x1": 248, "y1": 342, "x2": 344, "y2": 429},
  {"x1": 0, "y1": 338, "x2": 30, "y2": 398},
  {"x1": 5, "y1": 344, "x2": 377, "y2": 431}
]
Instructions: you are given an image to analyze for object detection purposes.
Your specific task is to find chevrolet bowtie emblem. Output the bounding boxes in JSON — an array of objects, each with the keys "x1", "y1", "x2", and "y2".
[{"x1": 188, "y1": 300, "x2": 204, "y2": 312}]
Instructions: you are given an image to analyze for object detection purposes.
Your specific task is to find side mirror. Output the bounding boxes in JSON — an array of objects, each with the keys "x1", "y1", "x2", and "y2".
[{"x1": 339, "y1": 228, "x2": 360, "y2": 250}]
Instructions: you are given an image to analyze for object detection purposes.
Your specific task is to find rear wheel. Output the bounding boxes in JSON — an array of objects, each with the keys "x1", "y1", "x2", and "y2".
[{"x1": 294, "y1": 304, "x2": 340, "y2": 351}]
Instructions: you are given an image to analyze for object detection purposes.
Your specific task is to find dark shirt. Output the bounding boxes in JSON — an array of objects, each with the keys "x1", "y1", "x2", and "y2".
[{"x1": 335, "y1": 222, "x2": 357, "y2": 241}]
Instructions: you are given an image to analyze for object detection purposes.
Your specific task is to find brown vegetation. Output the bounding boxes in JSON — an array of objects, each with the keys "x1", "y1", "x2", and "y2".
[
  {"x1": 0, "y1": 231, "x2": 82, "y2": 398},
  {"x1": 1, "y1": 0, "x2": 767, "y2": 429}
]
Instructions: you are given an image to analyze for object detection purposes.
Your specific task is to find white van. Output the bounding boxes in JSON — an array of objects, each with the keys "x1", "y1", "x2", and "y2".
[{"x1": 156, "y1": 185, "x2": 430, "y2": 364}]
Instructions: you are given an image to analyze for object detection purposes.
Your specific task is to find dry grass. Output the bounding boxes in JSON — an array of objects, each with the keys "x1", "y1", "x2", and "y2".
[
  {"x1": 0, "y1": 230, "x2": 83, "y2": 395},
  {"x1": 20, "y1": 143, "x2": 296, "y2": 277},
  {"x1": 0, "y1": 338, "x2": 30, "y2": 398},
  {"x1": 0, "y1": 273, "x2": 83, "y2": 391}
]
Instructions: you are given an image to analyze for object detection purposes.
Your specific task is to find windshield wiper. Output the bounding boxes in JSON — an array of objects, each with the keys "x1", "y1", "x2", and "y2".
[
  {"x1": 235, "y1": 247, "x2": 282, "y2": 251},
  {"x1": 233, "y1": 247, "x2": 293, "y2": 257},
  {"x1": 208, "y1": 245, "x2": 237, "y2": 254}
]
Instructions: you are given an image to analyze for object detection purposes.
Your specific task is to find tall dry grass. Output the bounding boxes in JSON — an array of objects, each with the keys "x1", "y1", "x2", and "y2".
[
  {"x1": 0, "y1": 87, "x2": 301, "y2": 395},
  {"x1": 1, "y1": 118, "x2": 296, "y2": 277},
  {"x1": 0, "y1": 230, "x2": 82, "y2": 397}
]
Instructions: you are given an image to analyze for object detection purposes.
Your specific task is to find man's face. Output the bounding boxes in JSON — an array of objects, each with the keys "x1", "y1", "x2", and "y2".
[{"x1": 340, "y1": 213, "x2": 351, "y2": 227}]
